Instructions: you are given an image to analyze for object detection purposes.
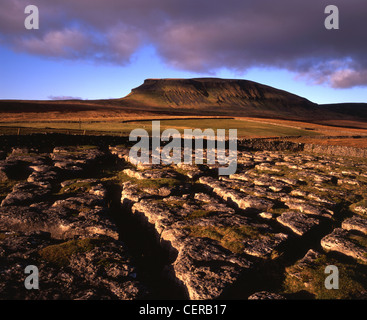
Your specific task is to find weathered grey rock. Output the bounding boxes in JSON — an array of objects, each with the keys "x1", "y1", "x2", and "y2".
[
  {"x1": 338, "y1": 178, "x2": 360, "y2": 186},
  {"x1": 290, "y1": 189, "x2": 336, "y2": 207},
  {"x1": 283, "y1": 198, "x2": 334, "y2": 218},
  {"x1": 253, "y1": 176, "x2": 273, "y2": 187},
  {"x1": 175, "y1": 162, "x2": 205, "y2": 179},
  {"x1": 89, "y1": 183, "x2": 108, "y2": 198},
  {"x1": 342, "y1": 216, "x2": 367, "y2": 235},
  {"x1": 219, "y1": 176, "x2": 253, "y2": 189},
  {"x1": 351, "y1": 203, "x2": 367, "y2": 216},
  {"x1": 259, "y1": 212, "x2": 275, "y2": 220},
  {"x1": 59, "y1": 179, "x2": 108, "y2": 198},
  {"x1": 123, "y1": 168, "x2": 179, "y2": 180},
  {"x1": 268, "y1": 181, "x2": 288, "y2": 192},
  {"x1": 11, "y1": 147, "x2": 33, "y2": 154},
  {"x1": 242, "y1": 232, "x2": 288, "y2": 258},
  {"x1": 168, "y1": 237, "x2": 252, "y2": 300},
  {"x1": 277, "y1": 211, "x2": 320, "y2": 236},
  {"x1": 255, "y1": 163, "x2": 282, "y2": 174},
  {"x1": 0, "y1": 168, "x2": 8, "y2": 182},
  {"x1": 284, "y1": 249, "x2": 322, "y2": 286},
  {"x1": 199, "y1": 176, "x2": 274, "y2": 212},
  {"x1": 0, "y1": 231, "x2": 148, "y2": 300},
  {"x1": 54, "y1": 162, "x2": 83, "y2": 172},
  {"x1": 312, "y1": 173, "x2": 336, "y2": 184},
  {"x1": 6, "y1": 150, "x2": 48, "y2": 166},
  {"x1": 275, "y1": 176, "x2": 299, "y2": 186},
  {"x1": 1, "y1": 182, "x2": 52, "y2": 206},
  {"x1": 142, "y1": 186, "x2": 173, "y2": 197},
  {"x1": 29, "y1": 164, "x2": 53, "y2": 172},
  {"x1": 229, "y1": 172, "x2": 252, "y2": 182},
  {"x1": 27, "y1": 167, "x2": 59, "y2": 185},
  {"x1": 0, "y1": 204, "x2": 119, "y2": 240},
  {"x1": 51, "y1": 146, "x2": 106, "y2": 174},
  {"x1": 306, "y1": 193, "x2": 337, "y2": 207},
  {"x1": 52, "y1": 194, "x2": 105, "y2": 211},
  {"x1": 68, "y1": 240, "x2": 147, "y2": 299},
  {"x1": 248, "y1": 291, "x2": 286, "y2": 300},
  {"x1": 131, "y1": 199, "x2": 186, "y2": 236},
  {"x1": 321, "y1": 228, "x2": 367, "y2": 264},
  {"x1": 196, "y1": 198, "x2": 235, "y2": 214},
  {"x1": 290, "y1": 189, "x2": 308, "y2": 197},
  {"x1": 0, "y1": 206, "x2": 52, "y2": 234},
  {"x1": 132, "y1": 194, "x2": 239, "y2": 240},
  {"x1": 121, "y1": 181, "x2": 152, "y2": 206},
  {"x1": 129, "y1": 192, "x2": 287, "y2": 298},
  {"x1": 2, "y1": 143, "x2": 367, "y2": 300},
  {"x1": 109, "y1": 146, "x2": 130, "y2": 162},
  {"x1": 193, "y1": 192, "x2": 214, "y2": 203}
]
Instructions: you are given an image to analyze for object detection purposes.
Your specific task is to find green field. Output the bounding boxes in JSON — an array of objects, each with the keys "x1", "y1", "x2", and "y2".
[{"x1": 0, "y1": 119, "x2": 320, "y2": 138}]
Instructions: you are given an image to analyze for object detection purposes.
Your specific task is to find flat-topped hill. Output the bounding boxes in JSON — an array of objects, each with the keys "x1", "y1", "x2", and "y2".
[
  {"x1": 120, "y1": 78, "x2": 319, "y2": 119},
  {"x1": 0, "y1": 78, "x2": 366, "y2": 124}
]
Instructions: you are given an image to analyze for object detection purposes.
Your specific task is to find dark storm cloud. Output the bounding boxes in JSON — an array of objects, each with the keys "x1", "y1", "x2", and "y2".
[{"x1": 1, "y1": 0, "x2": 366, "y2": 88}]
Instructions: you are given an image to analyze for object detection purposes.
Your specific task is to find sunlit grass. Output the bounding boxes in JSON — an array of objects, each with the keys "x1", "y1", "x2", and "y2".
[{"x1": 0, "y1": 118, "x2": 320, "y2": 138}]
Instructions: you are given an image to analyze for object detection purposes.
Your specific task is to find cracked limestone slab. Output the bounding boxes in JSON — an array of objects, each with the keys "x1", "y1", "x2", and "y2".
[
  {"x1": 321, "y1": 228, "x2": 367, "y2": 264},
  {"x1": 342, "y1": 215, "x2": 367, "y2": 235},
  {"x1": 199, "y1": 176, "x2": 274, "y2": 212},
  {"x1": 283, "y1": 198, "x2": 334, "y2": 219},
  {"x1": 248, "y1": 291, "x2": 286, "y2": 300},
  {"x1": 0, "y1": 204, "x2": 119, "y2": 240},
  {"x1": 122, "y1": 168, "x2": 179, "y2": 180},
  {"x1": 167, "y1": 237, "x2": 252, "y2": 300},
  {"x1": 130, "y1": 194, "x2": 284, "y2": 299},
  {"x1": 0, "y1": 231, "x2": 148, "y2": 300},
  {"x1": 276, "y1": 211, "x2": 320, "y2": 236},
  {"x1": 242, "y1": 232, "x2": 288, "y2": 258},
  {"x1": 1, "y1": 182, "x2": 52, "y2": 206}
]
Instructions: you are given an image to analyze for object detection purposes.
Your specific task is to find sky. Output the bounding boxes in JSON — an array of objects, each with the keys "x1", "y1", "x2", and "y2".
[{"x1": 0, "y1": 0, "x2": 366, "y2": 104}]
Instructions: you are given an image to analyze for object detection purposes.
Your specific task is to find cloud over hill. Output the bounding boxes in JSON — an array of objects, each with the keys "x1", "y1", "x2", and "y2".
[{"x1": 1, "y1": 0, "x2": 367, "y2": 88}]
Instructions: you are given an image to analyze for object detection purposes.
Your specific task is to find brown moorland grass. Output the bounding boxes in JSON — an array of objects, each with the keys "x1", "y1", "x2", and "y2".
[
  {"x1": 0, "y1": 118, "x2": 322, "y2": 138},
  {"x1": 1, "y1": 99, "x2": 366, "y2": 146}
]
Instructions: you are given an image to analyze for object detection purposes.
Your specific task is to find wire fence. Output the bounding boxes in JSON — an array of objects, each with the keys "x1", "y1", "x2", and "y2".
[{"x1": 0, "y1": 126, "x2": 129, "y2": 137}]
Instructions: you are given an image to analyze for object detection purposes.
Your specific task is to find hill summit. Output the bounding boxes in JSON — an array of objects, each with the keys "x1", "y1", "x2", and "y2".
[
  {"x1": 120, "y1": 78, "x2": 320, "y2": 119},
  {"x1": 0, "y1": 77, "x2": 366, "y2": 124}
]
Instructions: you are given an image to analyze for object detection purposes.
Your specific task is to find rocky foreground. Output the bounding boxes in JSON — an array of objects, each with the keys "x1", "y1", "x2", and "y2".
[{"x1": 1, "y1": 143, "x2": 367, "y2": 300}]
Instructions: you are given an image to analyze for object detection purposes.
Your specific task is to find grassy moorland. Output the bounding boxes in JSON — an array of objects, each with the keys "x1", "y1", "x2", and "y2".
[
  {"x1": 1, "y1": 76, "x2": 367, "y2": 144},
  {"x1": 2, "y1": 115, "x2": 367, "y2": 150},
  {"x1": 237, "y1": 117, "x2": 367, "y2": 148},
  {"x1": 0, "y1": 118, "x2": 321, "y2": 138}
]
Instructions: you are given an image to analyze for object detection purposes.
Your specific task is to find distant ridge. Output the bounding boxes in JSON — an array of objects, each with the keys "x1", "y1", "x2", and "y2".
[
  {"x1": 320, "y1": 103, "x2": 367, "y2": 120},
  {"x1": 119, "y1": 78, "x2": 367, "y2": 121},
  {"x1": 119, "y1": 78, "x2": 318, "y2": 119},
  {"x1": 0, "y1": 78, "x2": 366, "y2": 124}
]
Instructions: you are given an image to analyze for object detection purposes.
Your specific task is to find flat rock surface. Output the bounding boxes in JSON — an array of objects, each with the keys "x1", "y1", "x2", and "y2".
[
  {"x1": 1, "y1": 143, "x2": 367, "y2": 300},
  {"x1": 321, "y1": 228, "x2": 367, "y2": 264},
  {"x1": 277, "y1": 211, "x2": 320, "y2": 236},
  {"x1": 0, "y1": 231, "x2": 148, "y2": 300}
]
